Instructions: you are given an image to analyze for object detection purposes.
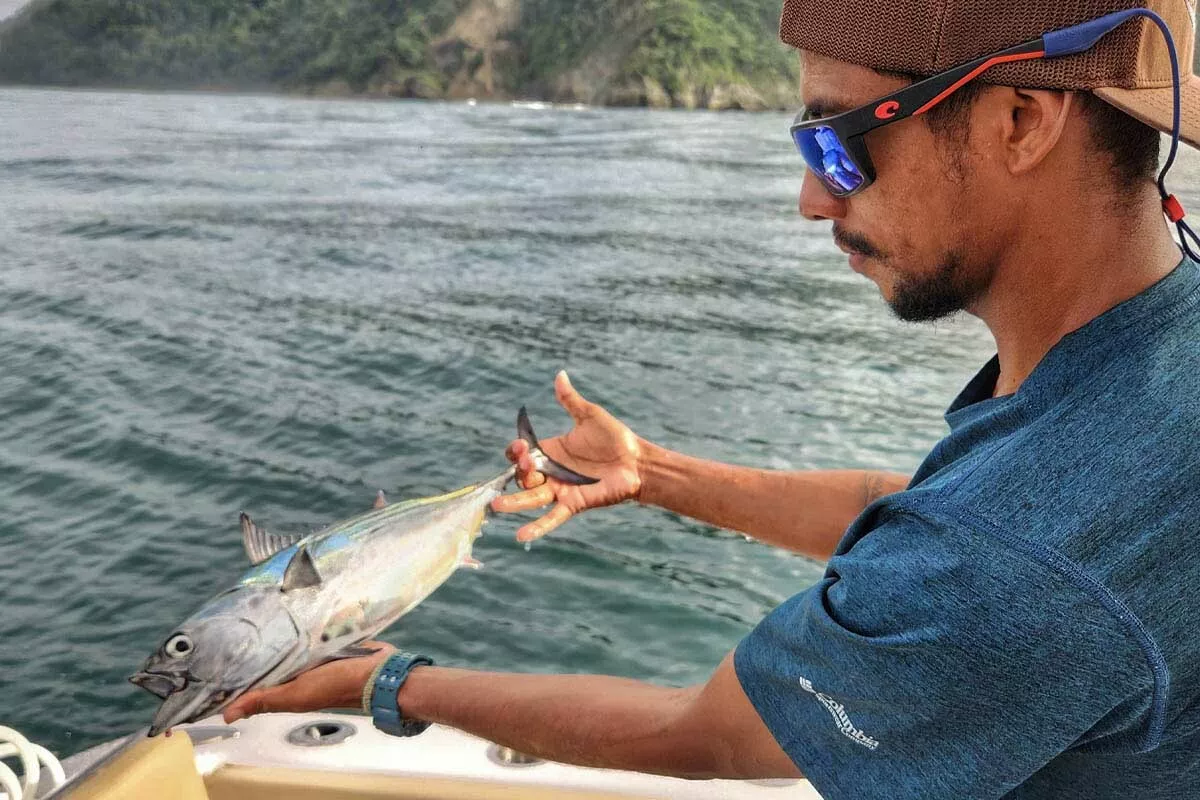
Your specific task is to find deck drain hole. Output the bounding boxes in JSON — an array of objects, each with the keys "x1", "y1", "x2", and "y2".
[
  {"x1": 286, "y1": 720, "x2": 357, "y2": 746},
  {"x1": 487, "y1": 744, "x2": 544, "y2": 767}
]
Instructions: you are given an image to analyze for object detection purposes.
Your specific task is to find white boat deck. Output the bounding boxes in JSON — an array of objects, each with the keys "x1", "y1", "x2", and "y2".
[{"x1": 173, "y1": 712, "x2": 824, "y2": 799}]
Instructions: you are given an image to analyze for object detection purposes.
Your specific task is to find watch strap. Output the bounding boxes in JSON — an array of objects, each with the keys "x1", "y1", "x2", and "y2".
[{"x1": 368, "y1": 652, "x2": 434, "y2": 737}]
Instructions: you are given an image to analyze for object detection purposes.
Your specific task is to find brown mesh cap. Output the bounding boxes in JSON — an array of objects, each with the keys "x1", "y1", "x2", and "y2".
[{"x1": 779, "y1": 0, "x2": 1200, "y2": 149}]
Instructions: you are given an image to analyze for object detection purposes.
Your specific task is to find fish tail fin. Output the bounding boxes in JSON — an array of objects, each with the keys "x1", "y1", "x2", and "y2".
[{"x1": 517, "y1": 406, "x2": 599, "y2": 486}]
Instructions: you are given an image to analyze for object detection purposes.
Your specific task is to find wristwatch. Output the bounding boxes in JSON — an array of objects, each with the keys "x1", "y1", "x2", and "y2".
[{"x1": 364, "y1": 652, "x2": 434, "y2": 737}]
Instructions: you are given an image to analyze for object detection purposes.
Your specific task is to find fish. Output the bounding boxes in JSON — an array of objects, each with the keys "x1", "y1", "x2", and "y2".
[{"x1": 129, "y1": 408, "x2": 596, "y2": 736}]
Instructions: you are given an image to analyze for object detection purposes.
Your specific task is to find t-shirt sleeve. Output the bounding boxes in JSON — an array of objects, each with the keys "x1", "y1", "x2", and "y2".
[{"x1": 734, "y1": 507, "x2": 1153, "y2": 800}]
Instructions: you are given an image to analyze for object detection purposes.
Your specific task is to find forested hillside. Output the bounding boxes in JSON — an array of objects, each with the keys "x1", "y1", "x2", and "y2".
[
  {"x1": 0, "y1": 0, "x2": 800, "y2": 109},
  {"x1": 6, "y1": 2, "x2": 1193, "y2": 109}
]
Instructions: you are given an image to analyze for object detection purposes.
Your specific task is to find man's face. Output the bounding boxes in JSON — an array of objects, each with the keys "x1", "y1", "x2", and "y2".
[{"x1": 798, "y1": 51, "x2": 1011, "y2": 322}]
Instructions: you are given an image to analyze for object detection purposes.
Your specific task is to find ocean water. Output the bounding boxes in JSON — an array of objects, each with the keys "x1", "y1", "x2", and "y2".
[{"x1": 1, "y1": 87, "x2": 1192, "y2": 759}]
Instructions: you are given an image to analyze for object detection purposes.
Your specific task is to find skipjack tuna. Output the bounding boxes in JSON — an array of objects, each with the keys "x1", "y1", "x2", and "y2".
[{"x1": 130, "y1": 409, "x2": 596, "y2": 736}]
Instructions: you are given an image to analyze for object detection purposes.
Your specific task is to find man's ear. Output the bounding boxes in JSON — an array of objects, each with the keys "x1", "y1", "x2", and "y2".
[{"x1": 994, "y1": 87, "x2": 1075, "y2": 178}]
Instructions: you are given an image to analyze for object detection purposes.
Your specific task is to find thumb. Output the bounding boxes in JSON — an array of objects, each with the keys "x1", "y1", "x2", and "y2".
[{"x1": 555, "y1": 370, "x2": 593, "y2": 423}]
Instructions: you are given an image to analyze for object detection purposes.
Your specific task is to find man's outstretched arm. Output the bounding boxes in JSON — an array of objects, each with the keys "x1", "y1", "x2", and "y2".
[
  {"x1": 224, "y1": 647, "x2": 801, "y2": 781},
  {"x1": 492, "y1": 371, "x2": 909, "y2": 561},
  {"x1": 638, "y1": 442, "x2": 910, "y2": 561}
]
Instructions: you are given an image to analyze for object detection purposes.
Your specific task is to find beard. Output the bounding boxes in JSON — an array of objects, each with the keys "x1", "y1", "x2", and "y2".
[
  {"x1": 887, "y1": 249, "x2": 992, "y2": 322},
  {"x1": 833, "y1": 224, "x2": 993, "y2": 323}
]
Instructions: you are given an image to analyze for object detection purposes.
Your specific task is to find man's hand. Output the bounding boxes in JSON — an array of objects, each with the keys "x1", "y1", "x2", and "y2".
[
  {"x1": 492, "y1": 371, "x2": 645, "y2": 541},
  {"x1": 222, "y1": 642, "x2": 394, "y2": 723}
]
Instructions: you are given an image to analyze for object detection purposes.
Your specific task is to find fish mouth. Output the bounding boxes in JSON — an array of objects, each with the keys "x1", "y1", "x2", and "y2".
[
  {"x1": 130, "y1": 670, "x2": 228, "y2": 737},
  {"x1": 129, "y1": 670, "x2": 187, "y2": 700}
]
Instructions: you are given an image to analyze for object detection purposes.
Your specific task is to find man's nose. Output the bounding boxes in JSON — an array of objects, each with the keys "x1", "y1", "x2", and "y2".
[{"x1": 799, "y1": 170, "x2": 848, "y2": 221}]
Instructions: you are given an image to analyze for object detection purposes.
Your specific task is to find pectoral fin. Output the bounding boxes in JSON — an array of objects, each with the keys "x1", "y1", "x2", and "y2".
[
  {"x1": 241, "y1": 513, "x2": 307, "y2": 565},
  {"x1": 374, "y1": 490, "x2": 387, "y2": 510},
  {"x1": 281, "y1": 544, "x2": 322, "y2": 592},
  {"x1": 312, "y1": 644, "x2": 385, "y2": 669},
  {"x1": 462, "y1": 555, "x2": 484, "y2": 571},
  {"x1": 330, "y1": 644, "x2": 381, "y2": 660}
]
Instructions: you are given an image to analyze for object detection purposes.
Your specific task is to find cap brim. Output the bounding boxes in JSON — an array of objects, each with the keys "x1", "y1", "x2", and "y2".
[{"x1": 1094, "y1": 75, "x2": 1200, "y2": 150}]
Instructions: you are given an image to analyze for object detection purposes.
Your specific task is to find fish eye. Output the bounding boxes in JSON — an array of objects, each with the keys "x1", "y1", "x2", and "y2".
[{"x1": 165, "y1": 633, "x2": 194, "y2": 658}]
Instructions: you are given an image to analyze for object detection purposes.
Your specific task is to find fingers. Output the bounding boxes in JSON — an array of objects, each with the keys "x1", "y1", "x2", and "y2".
[
  {"x1": 491, "y1": 483, "x2": 555, "y2": 513},
  {"x1": 223, "y1": 685, "x2": 286, "y2": 723},
  {"x1": 555, "y1": 370, "x2": 594, "y2": 424},
  {"x1": 517, "y1": 452, "x2": 546, "y2": 490},
  {"x1": 222, "y1": 642, "x2": 393, "y2": 725},
  {"x1": 492, "y1": 483, "x2": 574, "y2": 540},
  {"x1": 516, "y1": 503, "x2": 574, "y2": 543},
  {"x1": 504, "y1": 439, "x2": 529, "y2": 463},
  {"x1": 501, "y1": 443, "x2": 545, "y2": 490}
]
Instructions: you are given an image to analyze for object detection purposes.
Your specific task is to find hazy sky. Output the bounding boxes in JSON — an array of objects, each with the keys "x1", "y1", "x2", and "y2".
[{"x1": 0, "y1": 0, "x2": 26, "y2": 20}]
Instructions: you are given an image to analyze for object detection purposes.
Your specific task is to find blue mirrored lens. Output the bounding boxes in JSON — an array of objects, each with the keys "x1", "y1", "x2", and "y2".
[{"x1": 792, "y1": 125, "x2": 864, "y2": 195}]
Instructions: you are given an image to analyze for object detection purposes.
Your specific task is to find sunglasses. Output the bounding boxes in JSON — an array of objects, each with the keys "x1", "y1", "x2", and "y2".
[{"x1": 790, "y1": 9, "x2": 1180, "y2": 198}]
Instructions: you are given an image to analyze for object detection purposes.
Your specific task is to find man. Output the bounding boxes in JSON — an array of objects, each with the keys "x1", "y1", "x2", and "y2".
[{"x1": 224, "y1": 1, "x2": 1200, "y2": 796}]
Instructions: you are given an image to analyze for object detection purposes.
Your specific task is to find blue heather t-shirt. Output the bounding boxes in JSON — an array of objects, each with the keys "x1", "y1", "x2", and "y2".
[{"x1": 735, "y1": 257, "x2": 1200, "y2": 799}]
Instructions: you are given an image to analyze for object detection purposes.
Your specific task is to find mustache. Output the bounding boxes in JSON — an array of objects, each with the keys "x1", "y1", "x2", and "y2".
[{"x1": 833, "y1": 224, "x2": 884, "y2": 259}]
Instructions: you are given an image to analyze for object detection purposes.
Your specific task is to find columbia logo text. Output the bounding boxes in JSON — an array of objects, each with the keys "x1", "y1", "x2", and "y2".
[{"x1": 798, "y1": 676, "x2": 880, "y2": 751}]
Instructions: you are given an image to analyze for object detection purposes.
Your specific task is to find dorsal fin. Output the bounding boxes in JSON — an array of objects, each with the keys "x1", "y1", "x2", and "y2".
[
  {"x1": 240, "y1": 512, "x2": 306, "y2": 566},
  {"x1": 282, "y1": 544, "x2": 322, "y2": 592}
]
